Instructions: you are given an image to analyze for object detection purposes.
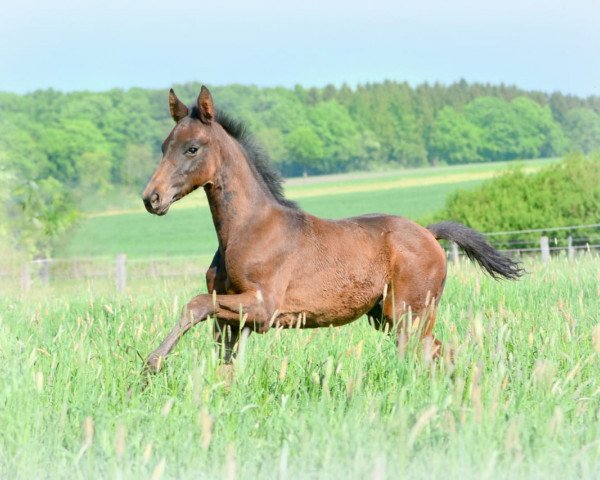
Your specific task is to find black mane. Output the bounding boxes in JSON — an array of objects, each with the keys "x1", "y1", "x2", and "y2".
[{"x1": 191, "y1": 106, "x2": 298, "y2": 209}]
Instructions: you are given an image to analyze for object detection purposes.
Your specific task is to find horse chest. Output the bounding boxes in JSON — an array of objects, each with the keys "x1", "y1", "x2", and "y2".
[{"x1": 219, "y1": 250, "x2": 274, "y2": 294}]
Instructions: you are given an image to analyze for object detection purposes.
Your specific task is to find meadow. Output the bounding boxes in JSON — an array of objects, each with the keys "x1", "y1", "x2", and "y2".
[
  {"x1": 61, "y1": 158, "x2": 555, "y2": 258},
  {"x1": 1, "y1": 257, "x2": 599, "y2": 479},
  {"x1": 4, "y1": 156, "x2": 597, "y2": 479}
]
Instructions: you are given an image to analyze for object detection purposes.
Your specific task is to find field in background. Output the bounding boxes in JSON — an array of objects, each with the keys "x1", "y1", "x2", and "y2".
[
  {"x1": 1, "y1": 258, "x2": 599, "y2": 479},
  {"x1": 62, "y1": 158, "x2": 555, "y2": 258}
]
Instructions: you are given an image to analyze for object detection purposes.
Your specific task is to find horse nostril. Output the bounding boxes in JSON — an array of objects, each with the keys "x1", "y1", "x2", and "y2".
[{"x1": 143, "y1": 191, "x2": 161, "y2": 213}]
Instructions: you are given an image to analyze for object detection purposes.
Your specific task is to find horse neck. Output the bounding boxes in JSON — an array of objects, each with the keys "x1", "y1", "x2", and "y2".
[{"x1": 204, "y1": 137, "x2": 277, "y2": 250}]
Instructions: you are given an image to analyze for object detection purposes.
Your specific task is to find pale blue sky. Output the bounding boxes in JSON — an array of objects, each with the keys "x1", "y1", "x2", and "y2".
[{"x1": 1, "y1": 0, "x2": 599, "y2": 95}]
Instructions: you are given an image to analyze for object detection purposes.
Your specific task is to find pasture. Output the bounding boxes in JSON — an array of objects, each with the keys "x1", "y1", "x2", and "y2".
[
  {"x1": 61, "y1": 159, "x2": 555, "y2": 258},
  {"x1": 1, "y1": 257, "x2": 599, "y2": 479},
  {"x1": 4, "y1": 155, "x2": 597, "y2": 479}
]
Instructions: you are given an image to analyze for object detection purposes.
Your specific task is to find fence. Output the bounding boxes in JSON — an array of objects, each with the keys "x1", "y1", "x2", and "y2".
[
  {"x1": 446, "y1": 223, "x2": 600, "y2": 263},
  {"x1": 1, "y1": 254, "x2": 214, "y2": 295},
  {"x1": 2, "y1": 224, "x2": 599, "y2": 294}
]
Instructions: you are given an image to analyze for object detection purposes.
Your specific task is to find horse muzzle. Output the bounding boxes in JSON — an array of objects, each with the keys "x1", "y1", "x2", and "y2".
[{"x1": 143, "y1": 190, "x2": 171, "y2": 216}]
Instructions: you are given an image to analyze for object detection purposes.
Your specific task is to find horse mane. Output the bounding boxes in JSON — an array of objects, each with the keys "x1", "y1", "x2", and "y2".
[{"x1": 191, "y1": 106, "x2": 298, "y2": 210}]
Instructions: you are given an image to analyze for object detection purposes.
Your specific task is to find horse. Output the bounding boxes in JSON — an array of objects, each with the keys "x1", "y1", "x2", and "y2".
[{"x1": 141, "y1": 86, "x2": 522, "y2": 372}]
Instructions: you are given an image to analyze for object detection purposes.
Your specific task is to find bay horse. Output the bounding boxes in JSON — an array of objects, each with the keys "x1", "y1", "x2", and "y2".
[{"x1": 142, "y1": 86, "x2": 522, "y2": 372}]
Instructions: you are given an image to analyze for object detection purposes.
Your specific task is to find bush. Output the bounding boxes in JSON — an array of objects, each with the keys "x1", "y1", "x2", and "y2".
[{"x1": 426, "y1": 153, "x2": 600, "y2": 246}]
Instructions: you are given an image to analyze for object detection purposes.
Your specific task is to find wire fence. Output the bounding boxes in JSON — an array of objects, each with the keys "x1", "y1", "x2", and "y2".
[{"x1": 1, "y1": 224, "x2": 599, "y2": 294}]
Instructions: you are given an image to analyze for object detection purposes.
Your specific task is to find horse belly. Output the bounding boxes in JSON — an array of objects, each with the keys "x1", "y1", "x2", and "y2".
[{"x1": 278, "y1": 263, "x2": 387, "y2": 328}]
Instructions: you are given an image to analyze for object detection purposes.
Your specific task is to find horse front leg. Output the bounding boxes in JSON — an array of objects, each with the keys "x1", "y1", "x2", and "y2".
[{"x1": 145, "y1": 291, "x2": 270, "y2": 373}]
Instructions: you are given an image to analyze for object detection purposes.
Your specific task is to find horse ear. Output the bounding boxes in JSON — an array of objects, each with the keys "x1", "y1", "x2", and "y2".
[
  {"x1": 169, "y1": 89, "x2": 189, "y2": 122},
  {"x1": 197, "y1": 86, "x2": 214, "y2": 124}
]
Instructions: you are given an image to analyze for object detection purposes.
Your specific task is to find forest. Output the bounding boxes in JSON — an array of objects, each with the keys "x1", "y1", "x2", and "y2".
[{"x1": 1, "y1": 79, "x2": 600, "y2": 256}]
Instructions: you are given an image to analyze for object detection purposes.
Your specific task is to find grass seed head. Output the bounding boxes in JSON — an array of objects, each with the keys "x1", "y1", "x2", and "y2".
[
  {"x1": 151, "y1": 458, "x2": 166, "y2": 480},
  {"x1": 408, "y1": 406, "x2": 437, "y2": 448},
  {"x1": 143, "y1": 443, "x2": 153, "y2": 466},
  {"x1": 35, "y1": 371, "x2": 44, "y2": 393},
  {"x1": 161, "y1": 398, "x2": 174, "y2": 417},
  {"x1": 592, "y1": 325, "x2": 600, "y2": 353},
  {"x1": 470, "y1": 314, "x2": 484, "y2": 347},
  {"x1": 225, "y1": 443, "x2": 236, "y2": 480},
  {"x1": 115, "y1": 424, "x2": 126, "y2": 459},
  {"x1": 278, "y1": 357, "x2": 288, "y2": 381},
  {"x1": 355, "y1": 340, "x2": 364, "y2": 359},
  {"x1": 504, "y1": 418, "x2": 522, "y2": 461},
  {"x1": 532, "y1": 360, "x2": 557, "y2": 388},
  {"x1": 550, "y1": 407, "x2": 565, "y2": 436},
  {"x1": 199, "y1": 408, "x2": 213, "y2": 449},
  {"x1": 83, "y1": 416, "x2": 94, "y2": 447}
]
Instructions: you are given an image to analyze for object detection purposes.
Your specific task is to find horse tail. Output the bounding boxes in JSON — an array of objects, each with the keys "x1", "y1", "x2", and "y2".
[{"x1": 427, "y1": 221, "x2": 524, "y2": 280}]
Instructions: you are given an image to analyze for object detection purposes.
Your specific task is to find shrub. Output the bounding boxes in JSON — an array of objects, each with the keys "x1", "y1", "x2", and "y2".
[{"x1": 426, "y1": 153, "x2": 600, "y2": 247}]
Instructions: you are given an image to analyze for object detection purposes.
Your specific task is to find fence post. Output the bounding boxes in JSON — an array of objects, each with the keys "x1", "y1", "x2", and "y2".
[
  {"x1": 567, "y1": 236, "x2": 574, "y2": 259},
  {"x1": 116, "y1": 254, "x2": 127, "y2": 293},
  {"x1": 72, "y1": 258, "x2": 81, "y2": 280},
  {"x1": 40, "y1": 258, "x2": 50, "y2": 286},
  {"x1": 21, "y1": 263, "x2": 31, "y2": 293},
  {"x1": 450, "y1": 242, "x2": 459, "y2": 264},
  {"x1": 567, "y1": 235, "x2": 575, "y2": 259},
  {"x1": 540, "y1": 236, "x2": 550, "y2": 263}
]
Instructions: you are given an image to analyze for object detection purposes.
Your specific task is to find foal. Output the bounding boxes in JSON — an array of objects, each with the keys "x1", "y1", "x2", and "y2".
[{"x1": 142, "y1": 86, "x2": 521, "y2": 371}]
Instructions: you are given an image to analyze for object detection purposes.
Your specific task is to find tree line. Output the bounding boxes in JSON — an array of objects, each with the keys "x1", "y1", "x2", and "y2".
[{"x1": 1, "y1": 79, "x2": 599, "y2": 256}]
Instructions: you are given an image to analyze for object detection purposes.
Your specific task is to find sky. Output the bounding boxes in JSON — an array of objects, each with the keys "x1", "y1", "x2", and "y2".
[{"x1": 1, "y1": 0, "x2": 599, "y2": 96}]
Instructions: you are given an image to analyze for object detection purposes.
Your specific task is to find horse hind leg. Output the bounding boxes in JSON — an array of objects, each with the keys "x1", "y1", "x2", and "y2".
[
  {"x1": 366, "y1": 298, "x2": 386, "y2": 330},
  {"x1": 213, "y1": 319, "x2": 249, "y2": 364},
  {"x1": 369, "y1": 282, "x2": 447, "y2": 361}
]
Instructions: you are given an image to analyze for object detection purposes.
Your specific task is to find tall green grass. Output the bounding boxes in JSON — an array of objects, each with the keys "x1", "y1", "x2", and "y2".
[{"x1": 1, "y1": 257, "x2": 599, "y2": 479}]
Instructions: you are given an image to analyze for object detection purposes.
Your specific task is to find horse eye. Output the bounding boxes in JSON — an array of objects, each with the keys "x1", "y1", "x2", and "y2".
[{"x1": 187, "y1": 146, "x2": 198, "y2": 155}]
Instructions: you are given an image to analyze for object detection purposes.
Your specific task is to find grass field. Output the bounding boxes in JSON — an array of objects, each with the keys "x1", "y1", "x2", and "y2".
[
  {"x1": 61, "y1": 158, "x2": 555, "y2": 259},
  {"x1": 1, "y1": 257, "x2": 599, "y2": 479},
  {"x1": 63, "y1": 180, "x2": 482, "y2": 258}
]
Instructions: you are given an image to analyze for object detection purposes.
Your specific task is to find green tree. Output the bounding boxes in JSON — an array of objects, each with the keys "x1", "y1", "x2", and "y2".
[
  {"x1": 285, "y1": 126, "x2": 324, "y2": 176},
  {"x1": 255, "y1": 128, "x2": 287, "y2": 166},
  {"x1": 78, "y1": 151, "x2": 113, "y2": 192},
  {"x1": 346, "y1": 82, "x2": 427, "y2": 166},
  {"x1": 429, "y1": 106, "x2": 483, "y2": 164},
  {"x1": 564, "y1": 108, "x2": 600, "y2": 153},
  {"x1": 0, "y1": 118, "x2": 50, "y2": 180},
  {"x1": 510, "y1": 97, "x2": 568, "y2": 157},
  {"x1": 8, "y1": 177, "x2": 79, "y2": 258},
  {"x1": 38, "y1": 119, "x2": 112, "y2": 184},
  {"x1": 464, "y1": 96, "x2": 567, "y2": 161},
  {"x1": 465, "y1": 97, "x2": 521, "y2": 160},
  {"x1": 307, "y1": 101, "x2": 362, "y2": 172},
  {"x1": 119, "y1": 144, "x2": 157, "y2": 188}
]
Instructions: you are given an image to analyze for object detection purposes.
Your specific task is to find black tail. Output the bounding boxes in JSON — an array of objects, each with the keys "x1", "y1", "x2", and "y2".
[{"x1": 427, "y1": 221, "x2": 524, "y2": 280}]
